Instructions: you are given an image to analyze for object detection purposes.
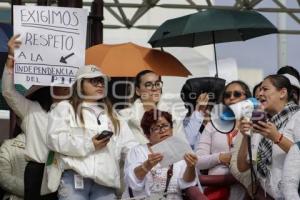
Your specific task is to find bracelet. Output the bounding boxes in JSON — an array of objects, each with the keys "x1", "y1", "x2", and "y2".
[
  {"x1": 141, "y1": 163, "x2": 149, "y2": 173},
  {"x1": 274, "y1": 133, "x2": 284, "y2": 144}
]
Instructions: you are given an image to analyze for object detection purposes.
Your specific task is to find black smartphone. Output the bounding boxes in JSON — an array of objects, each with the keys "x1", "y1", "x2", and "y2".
[
  {"x1": 251, "y1": 110, "x2": 267, "y2": 125},
  {"x1": 96, "y1": 130, "x2": 113, "y2": 140}
]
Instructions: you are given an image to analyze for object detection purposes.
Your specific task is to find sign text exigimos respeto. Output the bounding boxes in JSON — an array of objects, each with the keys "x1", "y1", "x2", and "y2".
[{"x1": 13, "y1": 5, "x2": 88, "y2": 88}]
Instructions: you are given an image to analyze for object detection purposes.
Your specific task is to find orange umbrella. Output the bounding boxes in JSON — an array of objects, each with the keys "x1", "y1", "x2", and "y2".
[{"x1": 85, "y1": 42, "x2": 191, "y2": 77}]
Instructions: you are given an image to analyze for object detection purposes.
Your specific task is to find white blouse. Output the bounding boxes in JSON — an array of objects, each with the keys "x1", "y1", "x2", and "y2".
[
  {"x1": 258, "y1": 110, "x2": 300, "y2": 199},
  {"x1": 124, "y1": 144, "x2": 196, "y2": 199}
]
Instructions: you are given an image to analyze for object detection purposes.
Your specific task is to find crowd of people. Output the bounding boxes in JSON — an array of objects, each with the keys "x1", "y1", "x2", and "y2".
[{"x1": 0, "y1": 34, "x2": 300, "y2": 200}]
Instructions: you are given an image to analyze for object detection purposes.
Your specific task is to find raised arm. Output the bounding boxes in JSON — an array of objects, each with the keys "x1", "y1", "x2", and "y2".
[
  {"x1": 2, "y1": 35, "x2": 33, "y2": 119},
  {"x1": 237, "y1": 119, "x2": 252, "y2": 172}
]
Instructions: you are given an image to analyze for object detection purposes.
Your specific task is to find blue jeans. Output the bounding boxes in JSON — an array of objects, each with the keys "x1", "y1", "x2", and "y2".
[{"x1": 58, "y1": 170, "x2": 116, "y2": 200}]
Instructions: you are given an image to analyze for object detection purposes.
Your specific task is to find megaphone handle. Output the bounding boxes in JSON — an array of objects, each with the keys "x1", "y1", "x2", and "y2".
[
  {"x1": 244, "y1": 117, "x2": 252, "y2": 136},
  {"x1": 247, "y1": 135, "x2": 257, "y2": 196}
]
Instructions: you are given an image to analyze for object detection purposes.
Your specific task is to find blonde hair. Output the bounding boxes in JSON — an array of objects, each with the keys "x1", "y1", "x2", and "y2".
[{"x1": 71, "y1": 79, "x2": 120, "y2": 133}]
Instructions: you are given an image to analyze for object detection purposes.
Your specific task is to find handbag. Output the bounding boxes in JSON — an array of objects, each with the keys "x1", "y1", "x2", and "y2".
[
  {"x1": 199, "y1": 174, "x2": 237, "y2": 200},
  {"x1": 203, "y1": 186, "x2": 230, "y2": 200}
]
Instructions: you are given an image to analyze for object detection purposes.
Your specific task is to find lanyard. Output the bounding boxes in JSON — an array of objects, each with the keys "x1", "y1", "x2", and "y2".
[
  {"x1": 164, "y1": 164, "x2": 174, "y2": 198},
  {"x1": 227, "y1": 129, "x2": 238, "y2": 148},
  {"x1": 128, "y1": 163, "x2": 174, "y2": 198}
]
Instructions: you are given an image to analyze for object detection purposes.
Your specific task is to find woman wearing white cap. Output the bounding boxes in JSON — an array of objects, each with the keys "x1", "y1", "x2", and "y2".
[
  {"x1": 46, "y1": 64, "x2": 138, "y2": 200},
  {"x1": 2, "y1": 35, "x2": 70, "y2": 200}
]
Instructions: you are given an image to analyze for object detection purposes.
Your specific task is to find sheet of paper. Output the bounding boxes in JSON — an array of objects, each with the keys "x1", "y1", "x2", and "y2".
[
  {"x1": 209, "y1": 57, "x2": 238, "y2": 84},
  {"x1": 151, "y1": 136, "x2": 193, "y2": 167}
]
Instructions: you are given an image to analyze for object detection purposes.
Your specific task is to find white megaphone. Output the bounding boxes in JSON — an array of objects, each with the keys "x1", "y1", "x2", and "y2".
[{"x1": 210, "y1": 98, "x2": 260, "y2": 134}]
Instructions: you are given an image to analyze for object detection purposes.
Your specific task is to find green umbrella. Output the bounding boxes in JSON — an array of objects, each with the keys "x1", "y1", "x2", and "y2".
[{"x1": 148, "y1": 8, "x2": 278, "y2": 77}]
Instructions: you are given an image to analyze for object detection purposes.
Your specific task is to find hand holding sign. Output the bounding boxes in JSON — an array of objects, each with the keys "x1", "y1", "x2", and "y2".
[
  {"x1": 7, "y1": 34, "x2": 22, "y2": 56},
  {"x1": 6, "y1": 35, "x2": 22, "y2": 74}
]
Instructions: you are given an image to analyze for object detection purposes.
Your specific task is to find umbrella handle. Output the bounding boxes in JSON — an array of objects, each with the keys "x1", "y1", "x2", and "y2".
[{"x1": 212, "y1": 31, "x2": 218, "y2": 78}]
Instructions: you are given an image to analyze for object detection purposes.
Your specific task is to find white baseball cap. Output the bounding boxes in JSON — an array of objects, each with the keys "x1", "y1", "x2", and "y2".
[
  {"x1": 283, "y1": 73, "x2": 300, "y2": 89},
  {"x1": 76, "y1": 65, "x2": 107, "y2": 80}
]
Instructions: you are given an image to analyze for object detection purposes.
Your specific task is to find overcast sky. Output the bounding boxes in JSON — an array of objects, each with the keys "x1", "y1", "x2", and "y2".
[
  {"x1": 0, "y1": 0, "x2": 299, "y2": 77},
  {"x1": 216, "y1": 0, "x2": 300, "y2": 76}
]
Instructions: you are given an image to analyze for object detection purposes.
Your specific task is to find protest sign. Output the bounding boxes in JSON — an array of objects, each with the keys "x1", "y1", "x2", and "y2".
[{"x1": 13, "y1": 5, "x2": 88, "y2": 88}]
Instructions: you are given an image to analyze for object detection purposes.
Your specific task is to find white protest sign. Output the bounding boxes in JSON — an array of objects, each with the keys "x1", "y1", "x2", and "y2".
[
  {"x1": 13, "y1": 5, "x2": 88, "y2": 88},
  {"x1": 209, "y1": 57, "x2": 238, "y2": 84}
]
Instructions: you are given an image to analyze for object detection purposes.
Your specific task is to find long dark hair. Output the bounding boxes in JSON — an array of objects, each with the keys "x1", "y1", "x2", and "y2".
[
  {"x1": 71, "y1": 79, "x2": 120, "y2": 133},
  {"x1": 27, "y1": 87, "x2": 52, "y2": 112},
  {"x1": 221, "y1": 80, "x2": 252, "y2": 104},
  {"x1": 252, "y1": 82, "x2": 262, "y2": 98}
]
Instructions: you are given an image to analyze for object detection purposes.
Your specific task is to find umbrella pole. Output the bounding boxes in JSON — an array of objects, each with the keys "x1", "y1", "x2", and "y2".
[{"x1": 212, "y1": 31, "x2": 218, "y2": 78}]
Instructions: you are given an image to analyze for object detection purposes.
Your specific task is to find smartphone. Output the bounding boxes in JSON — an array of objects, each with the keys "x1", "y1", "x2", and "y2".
[
  {"x1": 251, "y1": 110, "x2": 267, "y2": 125},
  {"x1": 96, "y1": 130, "x2": 113, "y2": 140}
]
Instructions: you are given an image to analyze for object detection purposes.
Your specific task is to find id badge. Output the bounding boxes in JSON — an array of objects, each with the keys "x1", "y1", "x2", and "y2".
[{"x1": 74, "y1": 174, "x2": 84, "y2": 189}]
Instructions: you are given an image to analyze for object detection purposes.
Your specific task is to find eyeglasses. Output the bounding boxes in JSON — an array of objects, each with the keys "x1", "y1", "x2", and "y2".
[
  {"x1": 150, "y1": 123, "x2": 171, "y2": 134},
  {"x1": 88, "y1": 77, "x2": 105, "y2": 87},
  {"x1": 143, "y1": 81, "x2": 163, "y2": 90},
  {"x1": 224, "y1": 91, "x2": 245, "y2": 99}
]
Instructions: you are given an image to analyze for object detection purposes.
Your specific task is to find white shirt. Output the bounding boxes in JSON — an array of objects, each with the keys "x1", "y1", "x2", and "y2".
[
  {"x1": 183, "y1": 111, "x2": 205, "y2": 149},
  {"x1": 47, "y1": 101, "x2": 138, "y2": 189},
  {"x1": 283, "y1": 143, "x2": 300, "y2": 200},
  {"x1": 195, "y1": 123, "x2": 237, "y2": 175},
  {"x1": 124, "y1": 144, "x2": 196, "y2": 199},
  {"x1": 258, "y1": 110, "x2": 300, "y2": 199},
  {"x1": 195, "y1": 123, "x2": 245, "y2": 200},
  {"x1": 2, "y1": 67, "x2": 49, "y2": 163}
]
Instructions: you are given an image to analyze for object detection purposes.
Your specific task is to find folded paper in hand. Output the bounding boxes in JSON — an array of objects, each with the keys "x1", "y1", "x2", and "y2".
[{"x1": 151, "y1": 136, "x2": 193, "y2": 167}]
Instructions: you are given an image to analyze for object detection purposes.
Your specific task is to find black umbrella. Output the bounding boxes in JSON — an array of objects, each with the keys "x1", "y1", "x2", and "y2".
[{"x1": 149, "y1": 8, "x2": 278, "y2": 77}]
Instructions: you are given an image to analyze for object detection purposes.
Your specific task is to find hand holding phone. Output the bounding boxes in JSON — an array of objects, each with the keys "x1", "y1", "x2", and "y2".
[
  {"x1": 251, "y1": 110, "x2": 267, "y2": 125},
  {"x1": 96, "y1": 130, "x2": 113, "y2": 140}
]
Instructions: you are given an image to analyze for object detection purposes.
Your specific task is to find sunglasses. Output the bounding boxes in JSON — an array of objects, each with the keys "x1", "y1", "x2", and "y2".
[
  {"x1": 224, "y1": 91, "x2": 245, "y2": 99},
  {"x1": 143, "y1": 81, "x2": 163, "y2": 90},
  {"x1": 87, "y1": 77, "x2": 105, "y2": 87}
]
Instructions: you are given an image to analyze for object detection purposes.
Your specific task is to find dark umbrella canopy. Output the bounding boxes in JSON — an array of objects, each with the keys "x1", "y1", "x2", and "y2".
[{"x1": 149, "y1": 8, "x2": 278, "y2": 48}]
